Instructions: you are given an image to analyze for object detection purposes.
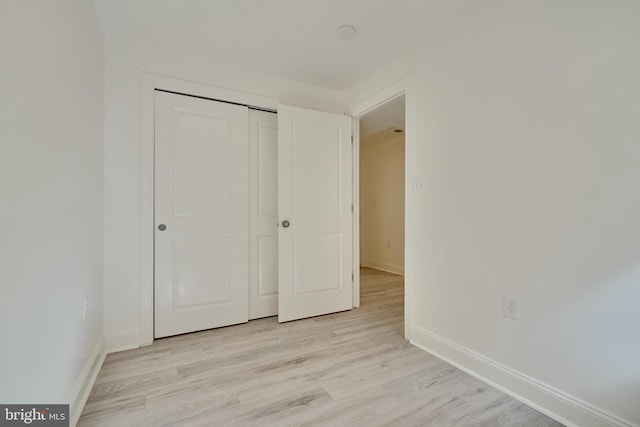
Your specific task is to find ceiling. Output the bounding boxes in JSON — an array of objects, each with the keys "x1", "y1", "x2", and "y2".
[
  {"x1": 92, "y1": 0, "x2": 463, "y2": 91},
  {"x1": 360, "y1": 95, "x2": 405, "y2": 140}
]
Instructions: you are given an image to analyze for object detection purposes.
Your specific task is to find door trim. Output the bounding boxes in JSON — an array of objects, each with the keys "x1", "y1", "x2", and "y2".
[
  {"x1": 138, "y1": 72, "x2": 279, "y2": 346},
  {"x1": 349, "y1": 75, "x2": 415, "y2": 340},
  {"x1": 351, "y1": 117, "x2": 360, "y2": 308}
]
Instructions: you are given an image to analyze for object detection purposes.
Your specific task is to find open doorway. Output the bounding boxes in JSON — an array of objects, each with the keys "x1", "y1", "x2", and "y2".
[{"x1": 357, "y1": 95, "x2": 405, "y2": 331}]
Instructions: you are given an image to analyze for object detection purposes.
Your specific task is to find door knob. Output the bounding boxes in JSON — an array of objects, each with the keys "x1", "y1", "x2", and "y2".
[
  {"x1": 158, "y1": 224, "x2": 167, "y2": 231},
  {"x1": 281, "y1": 220, "x2": 291, "y2": 228}
]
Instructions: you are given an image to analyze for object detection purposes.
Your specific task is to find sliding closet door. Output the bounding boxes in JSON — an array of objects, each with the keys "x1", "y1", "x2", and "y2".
[
  {"x1": 154, "y1": 91, "x2": 249, "y2": 338},
  {"x1": 277, "y1": 105, "x2": 353, "y2": 322},
  {"x1": 249, "y1": 110, "x2": 278, "y2": 319}
]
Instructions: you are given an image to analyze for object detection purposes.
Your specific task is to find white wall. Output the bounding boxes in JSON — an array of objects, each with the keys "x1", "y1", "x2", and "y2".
[
  {"x1": 350, "y1": 1, "x2": 640, "y2": 426},
  {"x1": 0, "y1": 0, "x2": 105, "y2": 419},
  {"x1": 360, "y1": 134, "x2": 405, "y2": 275},
  {"x1": 100, "y1": 36, "x2": 348, "y2": 350}
]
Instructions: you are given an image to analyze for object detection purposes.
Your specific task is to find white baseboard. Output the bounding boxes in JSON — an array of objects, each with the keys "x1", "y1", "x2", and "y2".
[
  {"x1": 410, "y1": 325, "x2": 637, "y2": 427},
  {"x1": 105, "y1": 328, "x2": 152, "y2": 354},
  {"x1": 66, "y1": 337, "x2": 106, "y2": 427},
  {"x1": 363, "y1": 261, "x2": 404, "y2": 276}
]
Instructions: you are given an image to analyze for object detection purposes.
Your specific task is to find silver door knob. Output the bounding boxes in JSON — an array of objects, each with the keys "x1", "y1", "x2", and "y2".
[
  {"x1": 158, "y1": 224, "x2": 167, "y2": 231},
  {"x1": 281, "y1": 220, "x2": 290, "y2": 228}
]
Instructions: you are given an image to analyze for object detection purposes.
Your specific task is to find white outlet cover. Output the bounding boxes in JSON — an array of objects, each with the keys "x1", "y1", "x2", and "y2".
[
  {"x1": 82, "y1": 295, "x2": 88, "y2": 320},
  {"x1": 503, "y1": 296, "x2": 519, "y2": 320}
]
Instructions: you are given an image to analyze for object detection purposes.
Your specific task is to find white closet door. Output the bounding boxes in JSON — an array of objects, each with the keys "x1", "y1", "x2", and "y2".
[
  {"x1": 277, "y1": 104, "x2": 353, "y2": 322},
  {"x1": 154, "y1": 91, "x2": 249, "y2": 338},
  {"x1": 249, "y1": 110, "x2": 278, "y2": 319}
]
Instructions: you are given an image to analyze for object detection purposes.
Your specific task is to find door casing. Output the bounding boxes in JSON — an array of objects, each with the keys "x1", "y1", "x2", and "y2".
[{"x1": 349, "y1": 78, "x2": 415, "y2": 340}]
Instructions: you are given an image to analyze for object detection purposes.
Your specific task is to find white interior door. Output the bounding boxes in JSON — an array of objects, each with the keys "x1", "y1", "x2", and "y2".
[
  {"x1": 249, "y1": 110, "x2": 278, "y2": 319},
  {"x1": 277, "y1": 104, "x2": 353, "y2": 322},
  {"x1": 154, "y1": 91, "x2": 249, "y2": 338}
]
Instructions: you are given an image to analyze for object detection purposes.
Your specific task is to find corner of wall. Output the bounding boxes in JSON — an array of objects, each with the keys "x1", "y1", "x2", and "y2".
[
  {"x1": 105, "y1": 328, "x2": 151, "y2": 354},
  {"x1": 409, "y1": 324, "x2": 638, "y2": 427},
  {"x1": 364, "y1": 261, "x2": 404, "y2": 276},
  {"x1": 67, "y1": 337, "x2": 106, "y2": 427}
]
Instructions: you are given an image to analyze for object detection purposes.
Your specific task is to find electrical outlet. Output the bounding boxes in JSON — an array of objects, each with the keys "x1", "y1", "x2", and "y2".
[
  {"x1": 82, "y1": 295, "x2": 88, "y2": 320},
  {"x1": 503, "y1": 296, "x2": 519, "y2": 320},
  {"x1": 413, "y1": 176, "x2": 425, "y2": 193}
]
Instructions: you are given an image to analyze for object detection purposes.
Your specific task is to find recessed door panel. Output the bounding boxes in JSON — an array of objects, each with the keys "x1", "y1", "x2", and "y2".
[
  {"x1": 258, "y1": 124, "x2": 278, "y2": 218},
  {"x1": 173, "y1": 111, "x2": 230, "y2": 217},
  {"x1": 293, "y1": 122, "x2": 341, "y2": 214},
  {"x1": 293, "y1": 233, "x2": 342, "y2": 295},
  {"x1": 173, "y1": 238, "x2": 231, "y2": 308},
  {"x1": 258, "y1": 236, "x2": 278, "y2": 297}
]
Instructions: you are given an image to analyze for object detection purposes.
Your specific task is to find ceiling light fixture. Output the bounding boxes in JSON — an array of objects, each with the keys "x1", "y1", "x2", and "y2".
[{"x1": 336, "y1": 25, "x2": 356, "y2": 40}]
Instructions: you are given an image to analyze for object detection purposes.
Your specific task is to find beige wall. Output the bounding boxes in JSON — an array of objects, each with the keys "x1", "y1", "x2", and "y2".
[
  {"x1": 0, "y1": 0, "x2": 105, "y2": 418},
  {"x1": 350, "y1": 1, "x2": 640, "y2": 425},
  {"x1": 360, "y1": 134, "x2": 405, "y2": 275}
]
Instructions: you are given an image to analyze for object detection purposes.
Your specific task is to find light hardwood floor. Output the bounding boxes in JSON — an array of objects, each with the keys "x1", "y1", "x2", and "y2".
[{"x1": 79, "y1": 268, "x2": 563, "y2": 426}]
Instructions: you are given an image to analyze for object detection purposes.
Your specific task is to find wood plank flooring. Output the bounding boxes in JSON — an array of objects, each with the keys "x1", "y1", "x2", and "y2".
[{"x1": 79, "y1": 268, "x2": 563, "y2": 426}]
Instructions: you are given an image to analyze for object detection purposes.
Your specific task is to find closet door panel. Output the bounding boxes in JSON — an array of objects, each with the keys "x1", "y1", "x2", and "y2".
[{"x1": 155, "y1": 91, "x2": 249, "y2": 338}]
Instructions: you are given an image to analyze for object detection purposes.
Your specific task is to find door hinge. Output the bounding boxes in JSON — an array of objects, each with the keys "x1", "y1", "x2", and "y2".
[
  {"x1": 351, "y1": 135, "x2": 354, "y2": 144},
  {"x1": 351, "y1": 204, "x2": 354, "y2": 213},
  {"x1": 352, "y1": 272, "x2": 354, "y2": 282}
]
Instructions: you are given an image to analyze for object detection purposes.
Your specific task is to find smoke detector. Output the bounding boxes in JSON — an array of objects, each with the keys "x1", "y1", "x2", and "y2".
[{"x1": 336, "y1": 25, "x2": 356, "y2": 40}]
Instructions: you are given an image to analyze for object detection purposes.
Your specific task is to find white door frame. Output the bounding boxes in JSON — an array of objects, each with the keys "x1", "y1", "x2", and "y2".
[{"x1": 349, "y1": 76, "x2": 415, "y2": 340}]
